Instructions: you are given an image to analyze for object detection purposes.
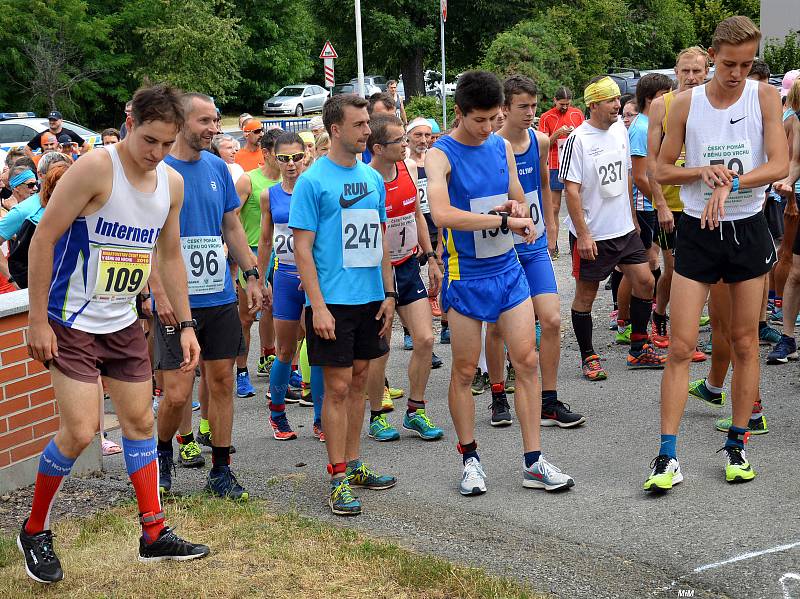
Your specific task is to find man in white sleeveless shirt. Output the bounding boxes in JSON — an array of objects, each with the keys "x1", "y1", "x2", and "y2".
[
  {"x1": 646, "y1": 16, "x2": 789, "y2": 492},
  {"x1": 21, "y1": 85, "x2": 207, "y2": 584}
]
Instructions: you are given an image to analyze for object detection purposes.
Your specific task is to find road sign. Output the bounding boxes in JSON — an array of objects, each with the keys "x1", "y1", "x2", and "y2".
[
  {"x1": 319, "y1": 41, "x2": 338, "y2": 60},
  {"x1": 324, "y1": 58, "x2": 335, "y2": 87},
  {"x1": 441, "y1": 0, "x2": 447, "y2": 22}
]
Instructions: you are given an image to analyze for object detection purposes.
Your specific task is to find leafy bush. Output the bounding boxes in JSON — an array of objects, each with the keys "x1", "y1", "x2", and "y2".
[
  {"x1": 764, "y1": 32, "x2": 800, "y2": 76},
  {"x1": 405, "y1": 95, "x2": 455, "y2": 130}
]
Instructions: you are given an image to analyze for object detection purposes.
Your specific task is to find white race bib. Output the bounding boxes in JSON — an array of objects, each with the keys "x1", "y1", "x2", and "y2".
[
  {"x1": 513, "y1": 189, "x2": 545, "y2": 244},
  {"x1": 417, "y1": 178, "x2": 430, "y2": 214},
  {"x1": 700, "y1": 140, "x2": 754, "y2": 204},
  {"x1": 471, "y1": 194, "x2": 514, "y2": 258},
  {"x1": 92, "y1": 245, "x2": 151, "y2": 300},
  {"x1": 181, "y1": 236, "x2": 225, "y2": 295},
  {"x1": 595, "y1": 151, "x2": 626, "y2": 199},
  {"x1": 341, "y1": 209, "x2": 382, "y2": 268},
  {"x1": 557, "y1": 138, "x2": 567, "y2": 165},
  {"x1": 273, "y1": 222, "x2": 295, "y2": 266},
  {"x1": 386, "y1": 212, "x2": 418, "y2": 262}
]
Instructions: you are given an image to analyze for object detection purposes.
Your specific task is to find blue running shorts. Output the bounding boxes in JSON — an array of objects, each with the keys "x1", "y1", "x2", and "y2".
[
  {"x1": 272, "y1": 268, "x2": 305, "y2": 321},
  {"x1": 441, "y1": 264, "x2": 530, "y2": 323}
]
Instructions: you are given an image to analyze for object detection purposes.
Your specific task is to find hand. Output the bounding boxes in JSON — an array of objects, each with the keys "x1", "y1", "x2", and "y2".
[
  {"x1": 261, "y1": 283, "x2": 273, "y2": 309},
  {"x1": 376, "y1": 298, "x2": 395, "y2": 337},
  {"x1": 493, "y1": 200, "x2": 525, "y2": 218},
  {"x1": 140, "y1": 295, "x2": 153, "y2": 318},
  {"x1": 427, "y1": 258, "x2": 443, "y2": 296},
  {"x1": 178, "y1": 328, "x2": 200, "y2": 372},
  {"x1": 786, "y1": 193, "x2": 799, "y2": 217},
  {"x1": 775, "y1": 178, "x2": 796, "y2": 199},
  {"x1": 313, "y1": 306, "x2": 336, "y2": 340},
  {"x1": 656, "y1": 205, "x2": 674, "y2": 233},
  {"x1": 555, "y1": 125, "x2": 571, "y2": 138},
  {"x1": 508, "y1": 216, "x2": 536, "y2": 243},
  {"x1": 435, "y1": 243, "x2": 444, "y2": 266},
  {"x1": 577, "y1": 233, "x2": 597, "y2": 260},
  {"x1": 701, "y1": 183, "x2": 732, "y2": 230},
  {"x1": 700, "y1": 165, "x2": 735, "y2": 190},
  {"x1": 153, "y1": 291, "x2": 177, "y2": 326},
  {"x1": 27, "y1": 321, "x2": 59, "y2": 363},
  {"x1": 546, "y1": 228, "x2": 557, "y2": 255},
  {"x1": 245, "y1": 278, "x2": 263, "y2": 314}
]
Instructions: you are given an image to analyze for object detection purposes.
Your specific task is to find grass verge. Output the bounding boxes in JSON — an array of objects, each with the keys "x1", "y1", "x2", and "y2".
[{"x1": 0, "y1": 496, "x2": 541, "y2": 598}]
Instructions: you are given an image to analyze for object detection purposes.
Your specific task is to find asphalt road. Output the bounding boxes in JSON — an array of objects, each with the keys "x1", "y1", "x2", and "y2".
[{"x1": 102, "y1": 213, "x2": 800, "y2": 598}]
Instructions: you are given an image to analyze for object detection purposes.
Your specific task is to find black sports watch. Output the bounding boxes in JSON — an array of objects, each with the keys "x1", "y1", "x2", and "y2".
[
  {"x1": 424, "y1": 251, "x2": 437, "y2": 260},
  {"x1": 385, "y1": 291, "x2": 398, "y2": 302},
  {"x1": 179, "y1": 319, "x2": 198, "y2": 331},
  {"x1": 242, "y1": 267, "x2": 260, "y2": 281}
]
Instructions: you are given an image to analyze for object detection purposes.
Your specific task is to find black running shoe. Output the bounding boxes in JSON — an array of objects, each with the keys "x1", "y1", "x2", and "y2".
[
  {"x1": 284, "y1": 387, "x2": 302, "y2": 404},
  {"x1": 158, "y1": 449, "x2": 175, "y2": 494},
  {"x1": 205, "y1": 466, "x2": 249, "y2": 501},
  {"x1": 431, "y1": 352, "x2": 444, "y2": 369},
  {"x1": 17, "y1": 519, "x2": 63, "y2": 583},
  {"x1": 138, "y1": 526, "x2": 210, "y2": 563},
  {"x1": 195, "y1": 429, "x2": 236, "y2": 453},
  {"x1": 541, "y1": 399, "x2": 586, "y2": 428},
  {"x1": 489, "y1": 392, "x2": 513, "y2": 427}
]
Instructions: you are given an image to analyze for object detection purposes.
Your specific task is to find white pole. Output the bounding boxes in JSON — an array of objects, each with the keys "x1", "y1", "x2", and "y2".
[
  {"x1": 440, "y1": 7, "x2": 446, "y2": 129},
  {"x1": 355, "y1": 0, "x2": 365, "y2": 98}
]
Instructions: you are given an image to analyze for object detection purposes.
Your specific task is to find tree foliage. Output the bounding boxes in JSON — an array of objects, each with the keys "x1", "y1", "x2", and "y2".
[{"x1": 764, "y1": 32, "x2": 800, "y2": 75}]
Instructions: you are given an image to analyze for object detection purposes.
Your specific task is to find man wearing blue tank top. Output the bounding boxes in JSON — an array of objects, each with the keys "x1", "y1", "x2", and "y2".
[
  {"x1": 648, "y1": 16, "x2": 789, "y2": 492},
  {"x1": 425, "y1": 71, "x2": 575, "y2": 496},
  {"x1": 21, "y1": 85, "x2": 208, "y2": 584}
]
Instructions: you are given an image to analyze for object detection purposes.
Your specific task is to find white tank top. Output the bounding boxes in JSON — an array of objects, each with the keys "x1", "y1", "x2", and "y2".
[
  {"x1": 48, "y1": 144, "x2": 171, "y2": 334},
  {"x1": 682, "y1": 79, "x2": 765, "y2": 220}
]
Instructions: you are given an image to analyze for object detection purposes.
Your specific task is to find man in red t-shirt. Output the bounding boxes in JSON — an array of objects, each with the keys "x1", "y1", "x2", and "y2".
[{"x1": 538, "y1": 86, "x2": 584, "y2": 257}]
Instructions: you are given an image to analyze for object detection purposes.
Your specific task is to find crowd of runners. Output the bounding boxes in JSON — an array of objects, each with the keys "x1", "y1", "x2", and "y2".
[{"x1": 4, "y1": 13, "x2": 800, "y2": 586}]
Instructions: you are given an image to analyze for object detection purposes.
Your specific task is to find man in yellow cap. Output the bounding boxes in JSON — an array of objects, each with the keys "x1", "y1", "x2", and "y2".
[{"x1": 561, "y1": 75, "x2": 665, "y2": 382}]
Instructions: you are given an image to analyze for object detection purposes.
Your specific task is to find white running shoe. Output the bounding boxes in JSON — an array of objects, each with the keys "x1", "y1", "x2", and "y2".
[
  {"x1": 460, "y1": 457, "x2": 487, "y2": 496},
  {"x1": 522, "y1": 456, "x2": 575, "y2": 491}
]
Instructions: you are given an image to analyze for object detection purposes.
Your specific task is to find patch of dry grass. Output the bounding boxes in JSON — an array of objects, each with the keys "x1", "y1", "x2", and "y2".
[{"x1": 0, "y1": 496, "x2": 540, "y2": 599}]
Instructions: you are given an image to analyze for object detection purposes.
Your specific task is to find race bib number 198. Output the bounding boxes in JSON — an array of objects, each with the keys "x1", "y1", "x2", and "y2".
[
  {"x1": 92, "y1": 246, "x2": 151, "y2": 300},
  {"x1": 471, "y1": 194, "x2": 514, "y2": 258},
  {"x1": 342, "y1": 209, "x2": 382, "y2": 268}
]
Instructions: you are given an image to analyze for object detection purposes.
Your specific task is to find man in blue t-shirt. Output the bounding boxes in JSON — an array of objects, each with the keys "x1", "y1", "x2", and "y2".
[
  {"x1": 150, "y1": 93, "x2": 264, "y2": 501},
  {"x1": 290, "y1": 94, "x2": 397, "y2": 517}
]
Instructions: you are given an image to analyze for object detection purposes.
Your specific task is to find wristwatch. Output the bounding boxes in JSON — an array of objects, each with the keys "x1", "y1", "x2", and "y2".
[
  {"x1": 731, "y1": 174, "x2": 740, "y2": 193},
  {"x1": 179, "y1": 319, "x2": 198, "y2": 331},
  {"x1": 242, "y1": 267, "x2": 260, "y2": 281},
  {"x1": 385, "y1": 291, "x2": 398, "y2": 301},
  {"x1": 424, "y1": 251, "x2": 437, "y2": 260}
]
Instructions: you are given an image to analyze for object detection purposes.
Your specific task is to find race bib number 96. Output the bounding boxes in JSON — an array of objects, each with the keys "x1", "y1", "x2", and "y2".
[
  {"x1": 181, "y1": 236, "x2": 225, "y2": 295},
  {"x1": 471, "y1": 194, "x2": 514, "y2": 258},
  {"x1": 342, "y1": 209, "x2": 382, "y2": 268},
  {"x1": 92, "y1": 246, "x2": 151, "y2": 300}
]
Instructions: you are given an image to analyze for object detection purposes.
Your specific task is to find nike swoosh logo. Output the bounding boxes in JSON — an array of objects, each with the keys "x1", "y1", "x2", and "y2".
[
  {"x1": 339, "y1": 190, "x2": 372, "y2": 208},
  {"x1": 416, "y1": 289, "x2": 425, "y2": 294},
  {"x1": 730, "y1": 116, "x2": 746, "y2": 124},
  {"x1": 766, "y1": 253, "x2": 774, "y2": 264}
]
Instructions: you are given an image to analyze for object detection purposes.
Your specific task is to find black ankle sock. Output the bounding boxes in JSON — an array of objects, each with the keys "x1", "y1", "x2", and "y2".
[
  {"x1": 630, "y1": 295, "x2": 653, "y2": 351},
  {"x1": 652, "y1": 267, "x2": 661, "y2": 291},
  {"x1": 237, "y1": 367, "x2": 248, "y2": 375},
  {"x1": 542, "y1": 390, "x2": 557, "y2": 404},
  {"x1": 571, "y1": 309, "x2": 594, "y2": 360},
  {"x1": 370, "y1": 410, "x2": 384, "y2": 422},
  {"x1": 441, "y1": 321, "x2": 449, "y2": 331},
  {"x1": 610, "y1": 270, "x2": 624, "y2": 306},
  {"x1": 157, "y1": 439, "x2": 172, "y2": 453},
  {"x1": 177, "y1": 431, "x2": 194, "y2": 445},
  {"x1": 653, "y1": 311, "x2": 667, "y2": 326},
  {"x1": 403, "y1": 327, "x2": 410, "y2": 336},
  {"x1": 759, "y1": 320, "x2": 767, "y2": 331},
  {"x1": 211, "y1": 445, "x2": 230, "y2": 469}
]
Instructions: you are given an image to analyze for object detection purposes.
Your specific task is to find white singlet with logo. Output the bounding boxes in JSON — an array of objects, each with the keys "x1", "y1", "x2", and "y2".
[{"x1": 682, "y1": 79, "x2": 766, "y2": 220}]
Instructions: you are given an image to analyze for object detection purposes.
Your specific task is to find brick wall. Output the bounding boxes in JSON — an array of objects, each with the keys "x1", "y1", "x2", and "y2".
[{"x1": 0, "y1": 309, "x2": 59, "y2": 470}]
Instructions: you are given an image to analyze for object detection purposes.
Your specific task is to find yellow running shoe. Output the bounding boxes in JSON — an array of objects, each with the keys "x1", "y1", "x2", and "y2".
[{"x1": 381, "y1": 387, "x2": 395, "y2": 411}]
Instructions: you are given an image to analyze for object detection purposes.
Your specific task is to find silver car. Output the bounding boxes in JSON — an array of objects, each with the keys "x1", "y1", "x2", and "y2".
[{"x1": 263, "y1": 84, "x2": 328, "y2": 117}]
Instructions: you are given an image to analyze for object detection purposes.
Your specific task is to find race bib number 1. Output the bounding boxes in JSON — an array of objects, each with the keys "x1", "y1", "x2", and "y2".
[
  {"x1": 342, "y1": 209, "x2": 382, "y2": 268},
  {"x1": 386, "y1": 212, "x2": 418, "y2": 262},
  {"x1": 701, "y1": 140, "x2": 754, "y2": 204},
  {"x1": 92, "y1": 246, "x2": 151, "y2": 300},
  {"x1": 471, "y1": 194, "x2": 514, "y2": 259},
  {"x1": 181, "y1": 236, "x2": 225, "y2": 295},
  {"x1": 513, "y1": 189, "x2": 545, "y2": 244},
  {"x1": 595, "y1": 151, "x2": 626, "y2": 199}
]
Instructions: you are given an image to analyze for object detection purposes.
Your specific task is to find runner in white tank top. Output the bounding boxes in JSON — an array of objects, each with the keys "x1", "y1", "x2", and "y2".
[{"x1": 647, "y1": 16, "x2": 789, "y2": 494}]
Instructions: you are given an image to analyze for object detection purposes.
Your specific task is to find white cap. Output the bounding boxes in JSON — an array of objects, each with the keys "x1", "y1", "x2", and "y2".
[
  {"x1": 309, "y1": 115, "x2": 324, "y2": 131},
  {"x1": 406, "y1": 117, "x2": 432, "y2": 134}
]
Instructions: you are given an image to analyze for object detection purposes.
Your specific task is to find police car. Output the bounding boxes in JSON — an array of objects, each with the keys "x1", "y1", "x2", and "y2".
[{"x1": 0, "y1": 112, "x2": 102, "y2": 153}]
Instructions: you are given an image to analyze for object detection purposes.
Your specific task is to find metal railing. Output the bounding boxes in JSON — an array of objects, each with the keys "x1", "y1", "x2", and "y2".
[{"x1": 261, "y1": 118, "x2": 312, "y2": 132}]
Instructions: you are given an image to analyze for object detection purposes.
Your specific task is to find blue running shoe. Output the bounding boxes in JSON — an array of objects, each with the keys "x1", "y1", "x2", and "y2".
[
  {"x1": 205, "y1": 465, "x2": 249, "y2": 501},
  {"x1": 431, "y1": 352, "x2": 443, "y2": 369},
  {"x1": 368, "y1": 414, "x2": 400, "y2": 441},
  {"x1": 759, "y1": 324, "x2": 782, "y2": 345},
  {"x1": 403, "y1": 334, "x2": 413, "y2": 350},
  {"x1": 769, "y1": 308, "x2": 783, "y2": 323},
  {"x1": 346, "y1": 460, "x2": 397, "y2": 490},
  {"x1": 191, "y1": 400, "x2": 200, "y2": 411},
  {"x1": 158, "y1": 448, "x2": 174, "y2": 494},
  {"x1": 402, "y1": 409, "x2": 444, "y2": 440},
  {"x1": 440, "y1": 327, "x2": 451, "y2": 344},
  {"x1": 236, "y1": 371, "x2": 256, "y2": 398},
  {"x1": 288, "y1": 369, "x2": 302, "y2": 389},
  {"x1": 329, "y1": 478, "x2": 361, "y2": 516},
  {"x1": 767, "y1": 334, "x2": 798, "y2": 364}
]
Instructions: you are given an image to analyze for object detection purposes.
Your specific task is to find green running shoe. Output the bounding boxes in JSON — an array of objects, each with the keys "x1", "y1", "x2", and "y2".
[
  {"x1": 715, "y1": 415, "x2": 768, "y2": 435},
  {"x1": 643, "y1": 454, "x2": 683, "y2": 492},
  {"x1": 179, "y1": 440, "x2": 205, "y2": 468},
  {"x1": 699, "y1": 315, "x2": 710, "y2": 327},
  {"x1": 615, "y1": 323, "x2": 631, "y2": 345},
  {"x1": 504, "y1": 364, "x2": 516, "y2": 394},
  {"x1": 402, "y1": 409, "x2": 444, "y2": 440},
  {"x1": 329, "y1": 478, "x2": 361, "y2": 516},
  {"x1": 346, "y1": 460, "x2": 397, "y2": 490},
  {"x1": 257, "y1": 354, "x2": 275, "y2": 378},
  {"x1": 717, "y1": 445, "x2": 756, "y2": 483},
  {"x1": 688, "y1": 378, "x2": 726, "y2": 407},
  {"x1": 368, "y1": 414, "x2": 399, "y2": 442},
  {"x1": 471, "y1": 368, "x2": 486, "y2": 395}
]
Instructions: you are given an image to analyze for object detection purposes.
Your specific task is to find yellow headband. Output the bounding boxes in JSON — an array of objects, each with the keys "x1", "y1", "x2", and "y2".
[{"x1": 584, "y1": 77, "x2": 621, "y2": 105}]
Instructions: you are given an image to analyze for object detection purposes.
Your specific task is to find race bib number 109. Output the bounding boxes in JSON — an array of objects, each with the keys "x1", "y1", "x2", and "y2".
[{"x1": 92, "y1": 246, "x2": 151, "y2": 300}]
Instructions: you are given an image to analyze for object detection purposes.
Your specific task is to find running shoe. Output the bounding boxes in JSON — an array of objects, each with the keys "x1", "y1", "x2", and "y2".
[
  {"x1": 17, "y1": 519, "x2": 62, "y2": 583},
  {"x1": 759, "y1": 324, "x2": 782, "y2": 345},
  {"x1": 651, "y1": 316, "x2": 669, "y2": 348},
  {"x1": 643, "y1": 454, "x2": 683, "y2": 492},
  {"x1": 403, "y1": 409, "x2": 444, "y2": 440},
  {"x1": 179, "y1": 440, "x2": 205, "y2": 468},
  {"x1": 460, "y1": 457, "x2": 487, "y2": 496},
  {"x1": 489, "y1": 392, "x2": 513, "y2": 427},
  {"x1": 715, "y1": 415, "x2": 769, "y2": 434},
  {"x1": 615, "y1": 323, "x2": 631, "y2": 345},
  {"x1": 541, "y1": 399, "x2": 586, "y2": 428},
  {"x1": 505, "y1": 364, "x2": 516, "y2": 394},
  {"x1": 691, "y1": 348, "x2": 707, "y2": 362},
  {"x1": 257, "y1": 354, "x2": 275, "y2": 378},
  {"x1": 269, "y1": 412, "x2": 297, "y2": 440},
  {"x1": 289, "y1": 369, "x2": 302, "y2": 389},
  {"x1": 388, "y1": 385, "x2": 404, "y2": 400},
  {"x1": 313, "y1": 420, "x2": 326, "y2": 442},
  {"x1": 431, "y1": 352, "x2": 443, "y2": 369},
  {"x1": 205, "y1": 466, "x2": 249, "y2": 500},
  {"x1": 699, "y1": 315, "x2": 710, "y2": 327},
  {"x1": 699, "y1": 334, "x2": 713, "y2": 354},
  {"x1": 403, "y1": 334, "x2": 413, "y2": 350},
  {"x1": 551, "y1": 243, "x2": 559, "y2": 260},
  {"x1": 329, "y1": 478, "x2": 361, "y2": 516},
  {"x1": 767, "y1": 335, "x2": 798, "y2": 364},
  {"x1": 535, "y1": 321, "x2": 541, "y2": 350},
  {"x1": 440, "y1": 327, "x2": 451, "y2": 344},
  {"x1": 581, "y1": 354, "x2": 608, "y2": 381},
  {"x1": 368, "y1": 413, "x2": 400, "y2": 441},
  {"x1": 381, "y1": 387, "x2": 395, "y2": 412},
  {"x1": 283, "y1": 386, "x2": 302, "y2": 404},
  {"x1": 347, "y1": 460, "x2": 397, "y2": 490},
  {"x1": 197, "y1": 429, "x2": 211, "y2": 447},
  {"x1": 627, "y1": 344, "x2": 666, "y2": 369},
  {"x1": 717, "y1": 445, "x2": 756, "y2": 483},
  {"x1": 152, "y1": 388, "x2": 163, "y2": 417},
  {"x1": 522, "y1": 457, "x2": 575, "y2": 491},
  {"x1": 236, "y1": 371, "x2": 256, "y2": 398},
  {"x1": 298, "y1": 382, "x2": 313, "y2": 407},
  {"x1": 158, "y1": 449, "x2": 174, "y2": 494},
  {"x1": 429, "y1": 296, "x2": 442, "y2": 317},
  {"x1": 138, "y1": 526, "x2": 210, "y2": 563},
  {"x1": 471, "y1": 368, "x2": 487, "y2": 395},
  {"x1": 608, "y1": 309, "x2": 618, "y2": 331},
  {"x1": 191, "y1": 400, "x2": 200, "y2": 411},
  {"x1": 769, "y1": 308, "x2": 783, "y2": 323},
  {"x1": 688, "y1": 378, "x2": 726, "y2": 407}
]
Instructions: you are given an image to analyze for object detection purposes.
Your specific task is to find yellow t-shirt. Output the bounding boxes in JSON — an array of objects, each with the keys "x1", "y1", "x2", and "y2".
[{"x1": 661, "y1": 91, "x2": 685, "y2": 212}]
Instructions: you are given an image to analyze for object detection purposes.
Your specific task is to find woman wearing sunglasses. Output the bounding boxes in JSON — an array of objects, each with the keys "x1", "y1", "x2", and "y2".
[
  {"x1": 256, "y1": 132, "x2": 325, "y2": 441},
  {"x1": 0, "y1": 165, "x2": 45, "y2": 289}
]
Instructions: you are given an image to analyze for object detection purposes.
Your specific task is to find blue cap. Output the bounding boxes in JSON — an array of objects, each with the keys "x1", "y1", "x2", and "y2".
[
  {"x1": 425, "y1": 118, "x2": 441, "y2": 134},
  {"x1": 48, "y1": 111, "x2": 62, "y2": 120}
]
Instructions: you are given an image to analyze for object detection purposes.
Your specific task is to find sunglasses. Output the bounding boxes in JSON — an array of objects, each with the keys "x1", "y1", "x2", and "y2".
[
  {"x1": 247, "y1": 128, "x2": 264, "y2": 135},
  {"x1": 276, "y1": 152, "x2": 305, "y2": 163},
  {"x1": 382, "y1": 135, "x2": 409, "y2": 146},
  {"x1": 23, "y1": 182, "x2": 38, "y2": 190}
]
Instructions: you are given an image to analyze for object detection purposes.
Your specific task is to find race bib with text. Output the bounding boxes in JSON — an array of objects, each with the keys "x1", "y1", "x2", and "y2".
[
  {"x1": 181, "y1": 236, "x2": 225, "y2": 295},
  {"x1": 92, "y1": 246, "x2": 151, "y2": 300},
  {"x1": 470, "y1": 194, "x2": 514, "y2": 258}
]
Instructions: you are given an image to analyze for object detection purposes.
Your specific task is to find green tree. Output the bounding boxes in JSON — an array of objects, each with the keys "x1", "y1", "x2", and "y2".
[
  {"x1": 764, "y1": 32, "x2": 800, "y2": 75},
  {"x1": 684, "y1": 0, "x2": 759, "y2": 47},
  {"x1": 612, "y1": 0, "x2": 696, "y2": 69}
]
